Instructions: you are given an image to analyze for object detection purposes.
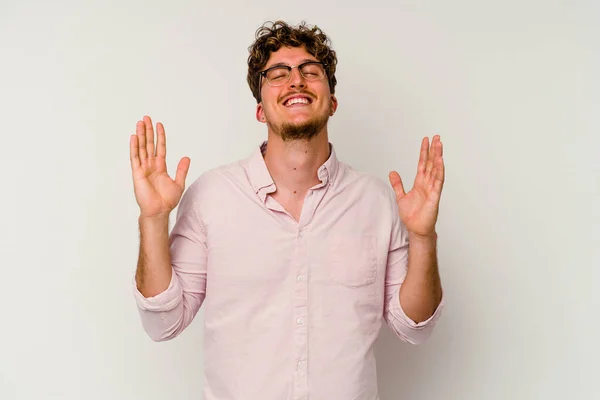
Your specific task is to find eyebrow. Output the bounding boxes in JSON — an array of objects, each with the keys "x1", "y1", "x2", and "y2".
[{"x1": 265, "y1": 58, "x2": 319, "y2": 69}]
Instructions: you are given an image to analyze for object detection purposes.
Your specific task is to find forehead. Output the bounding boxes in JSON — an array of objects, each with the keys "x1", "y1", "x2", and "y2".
[{"x1": 265, "y1": 46, "x2": 318, "y2": 67}]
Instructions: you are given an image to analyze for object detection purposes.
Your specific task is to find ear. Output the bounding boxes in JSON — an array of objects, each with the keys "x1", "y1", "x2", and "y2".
[
  {"x1": 256, "y1": 103, "x2": 267, "y2": 123},
  {"x1": 330, "y1": 95, "x2": 338, "y2": 116}
]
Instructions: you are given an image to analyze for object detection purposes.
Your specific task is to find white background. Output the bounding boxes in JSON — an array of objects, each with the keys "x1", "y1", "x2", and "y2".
[{"x1": 1, "y1": 0, "x2": 599, "y2": 399}]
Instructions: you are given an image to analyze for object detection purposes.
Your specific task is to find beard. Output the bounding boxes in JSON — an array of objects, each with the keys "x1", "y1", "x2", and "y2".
[{"x1": 270, "y1": 112, "x2": 330, "y2": 142}]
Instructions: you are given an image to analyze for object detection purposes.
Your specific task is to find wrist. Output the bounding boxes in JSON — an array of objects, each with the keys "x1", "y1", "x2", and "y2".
[
  {"x1": 408, "y1": 230, "x2": 438, "y2": 244},
  {"x1": 139, "y1": 213, "x2": 170, "y2": 229}
]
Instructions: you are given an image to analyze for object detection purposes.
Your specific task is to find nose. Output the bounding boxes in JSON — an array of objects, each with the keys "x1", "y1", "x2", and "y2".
[{"x1": 288, "y1": 66, "x2": 306, "y2": 89}]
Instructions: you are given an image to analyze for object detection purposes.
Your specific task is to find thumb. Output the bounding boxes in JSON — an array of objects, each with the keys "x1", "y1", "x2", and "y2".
[
  {"x1": 388, "y1": 171, "x2": 405, "y2": 200},
  {"x1": 174, "y1": 157, "x2": 191, "y2": 189}
]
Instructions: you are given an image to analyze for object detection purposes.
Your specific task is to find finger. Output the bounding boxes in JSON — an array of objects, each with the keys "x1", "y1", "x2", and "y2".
[
  {"x1": 432, "y1": 168, "x2": 444, "y2": 198},
  {"x1": 426, "y1": 156, "x2": 445, "y2": 194},
  {"x1": 129, "y1": 134, "x2": 140, "y2": 168},
  {"x1": 433, "y1": 137, "x2": 444, "y2": 183},
  {"x1": 174, "y1": 157, "x2": 191, "y2": 189},
  {"x1": 388, "y1": 171, "x2": 405, "y2": 201},
  {"x1": 144, "y1": 116, "x2": 156, "y2": 157},
  {"x1": 436, "y1": 152, "x2": 445, "y2": 183},
  {"x1": 417, "y1": 136, "x2": 429, "y2": 175},
  {"x1": 156, "y1": 122, "x2": 166, "y2": 158},
  {"x1": 136, "y1": 120, "x2": 147, "y2": 160},
  {"x1": 425, "y1": 137, "x2": 435, "y2": 176},
  {"x1": 425, "y1": 136, "x2": 442, "y2": 185}
]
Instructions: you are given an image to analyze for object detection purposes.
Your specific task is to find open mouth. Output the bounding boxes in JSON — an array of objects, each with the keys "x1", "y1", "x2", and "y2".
[{"x1": 283, "y1": 96, "x2": 313, "y2": 107}]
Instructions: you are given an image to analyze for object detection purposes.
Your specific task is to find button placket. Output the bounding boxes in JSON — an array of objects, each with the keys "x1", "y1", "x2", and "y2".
[{"x1": 292, "y1": 229, "x2": 308, "y2": 399}]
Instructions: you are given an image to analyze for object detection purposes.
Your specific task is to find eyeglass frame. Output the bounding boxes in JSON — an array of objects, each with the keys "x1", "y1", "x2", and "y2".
[{"x1": 257, "y1": 60, "x2": 328, "y2": 102}]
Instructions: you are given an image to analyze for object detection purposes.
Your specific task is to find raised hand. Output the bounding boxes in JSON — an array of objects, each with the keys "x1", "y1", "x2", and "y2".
[
  {"x1": 389, "y1": 135, "x2": 445, "y2": 238},
  {"x1": 129, "y1": 116, "x2": 190, "y2": 218}
]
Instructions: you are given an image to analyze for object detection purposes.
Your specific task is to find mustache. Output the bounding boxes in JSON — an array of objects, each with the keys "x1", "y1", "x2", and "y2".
[{"x1": 279, "y1": 89, "x2": 316, "y2": 103}]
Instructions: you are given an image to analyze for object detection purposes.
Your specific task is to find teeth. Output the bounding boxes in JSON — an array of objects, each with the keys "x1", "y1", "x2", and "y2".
[{"x1": 286, "y1": 97, "x2": 309, "y2": 106}]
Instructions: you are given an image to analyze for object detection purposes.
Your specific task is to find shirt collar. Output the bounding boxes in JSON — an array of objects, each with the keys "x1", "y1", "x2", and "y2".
[{"x1": 246, "y1": 141, "x2": 340, "y2": 196}]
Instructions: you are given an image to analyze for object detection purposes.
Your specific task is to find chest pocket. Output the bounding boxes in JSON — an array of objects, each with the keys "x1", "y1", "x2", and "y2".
[
  {"x1": 328, "y1": 234, "x2": 378, "y2": 287},
  {"x1": 208, "y1": 234, "x2": 291, "y2": 284}
]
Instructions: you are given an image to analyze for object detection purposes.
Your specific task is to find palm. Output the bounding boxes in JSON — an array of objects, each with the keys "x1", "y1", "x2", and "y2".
[
  {"x1": 130, "y1": 116, "x2": 190, "y2": 218},
  {"x1": 389, "y1": 135, "x2": 445, "y2": 237}
]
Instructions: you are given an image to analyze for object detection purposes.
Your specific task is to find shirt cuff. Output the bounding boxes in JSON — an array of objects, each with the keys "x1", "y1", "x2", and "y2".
[
  {"x1": 132, "y1": 272, "x2": 183, "y2": 312},
  {"x1": 388, "y1": 289, "x2": 445, "y2": 328}
]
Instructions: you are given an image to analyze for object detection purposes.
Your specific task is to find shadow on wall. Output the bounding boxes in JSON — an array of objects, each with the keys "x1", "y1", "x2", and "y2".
[
  {"x1": 375, "y1": 324, "x2": 434, "y2": 400},
  {"x1": 374, "y1": 244, "x2": 470, "y2": 399},
  {"x1": 376, "y1": 313, "x2": 460, "y2": 400}
]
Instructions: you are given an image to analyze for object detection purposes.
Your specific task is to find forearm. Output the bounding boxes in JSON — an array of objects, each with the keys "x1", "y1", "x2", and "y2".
[
  {"x1": 399, "y1": 232, "x2": 443, "y2": 323},
  {"x1": 135, "y1": 214, "x2": 173, "y2": 298}
]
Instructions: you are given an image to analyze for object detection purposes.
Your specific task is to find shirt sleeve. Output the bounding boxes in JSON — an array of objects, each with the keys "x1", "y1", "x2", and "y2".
[
  {"x1": 132, "y1": 184, "x2": 208, "y2": 342},
  {"x1": 383, "y1": 190, "x2": 444, "y2": 345}
]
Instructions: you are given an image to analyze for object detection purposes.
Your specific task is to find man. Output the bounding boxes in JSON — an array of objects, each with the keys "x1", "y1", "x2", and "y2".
[{"x1": 130, "y1": 20, "x2": 445, "y2": 400}]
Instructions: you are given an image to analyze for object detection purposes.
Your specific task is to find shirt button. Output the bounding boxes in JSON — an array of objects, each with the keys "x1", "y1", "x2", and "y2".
[
  {"x1": 297, "y1": 318, "x2": 304, "y2": 325},
  {"x1": 297, "y1": 361, "x2": 304, "y2": 369},
  {"x1": 296, "y1": 275, "x2": 304, "y2": 281}
]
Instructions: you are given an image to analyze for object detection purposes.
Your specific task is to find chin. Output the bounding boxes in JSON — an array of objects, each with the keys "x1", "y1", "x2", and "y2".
[
  {"x1": 275, "y1": 113, "x2": 329, "y2": 142},
  {"x1": 286, "y1": 115, "x2": 313, "y2": 126}
]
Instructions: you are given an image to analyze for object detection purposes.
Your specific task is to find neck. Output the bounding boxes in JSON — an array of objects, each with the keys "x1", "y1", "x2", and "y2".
[{"x1": 263, "y1": 130, "x2": 330, "y2": 196}]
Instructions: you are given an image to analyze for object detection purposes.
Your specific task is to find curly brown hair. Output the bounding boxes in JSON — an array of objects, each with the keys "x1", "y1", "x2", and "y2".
[{"x1": 246, "y1": 20, "x2": 338, "y2": 103}]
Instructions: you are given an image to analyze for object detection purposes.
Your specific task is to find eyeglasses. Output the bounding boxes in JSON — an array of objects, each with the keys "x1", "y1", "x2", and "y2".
[{"x1": 260, "y1": 61, "x2": 327, "y2": 87}]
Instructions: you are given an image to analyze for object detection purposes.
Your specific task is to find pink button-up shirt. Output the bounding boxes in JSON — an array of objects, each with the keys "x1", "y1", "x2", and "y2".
[{"x1": 133, "y1": 142, "x2": 443, "y2": 400}]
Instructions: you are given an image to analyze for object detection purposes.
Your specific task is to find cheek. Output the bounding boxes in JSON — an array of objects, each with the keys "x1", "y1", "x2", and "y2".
[
  {"x1": 265, "y1": 103, "x2": 280, "y2": 118},
  {"x1": 319, "y1": 97, "x2": 332, "y2": 112},
  {"x1": 262, "y1": 93, "x2": 282, "y2": 113}
]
